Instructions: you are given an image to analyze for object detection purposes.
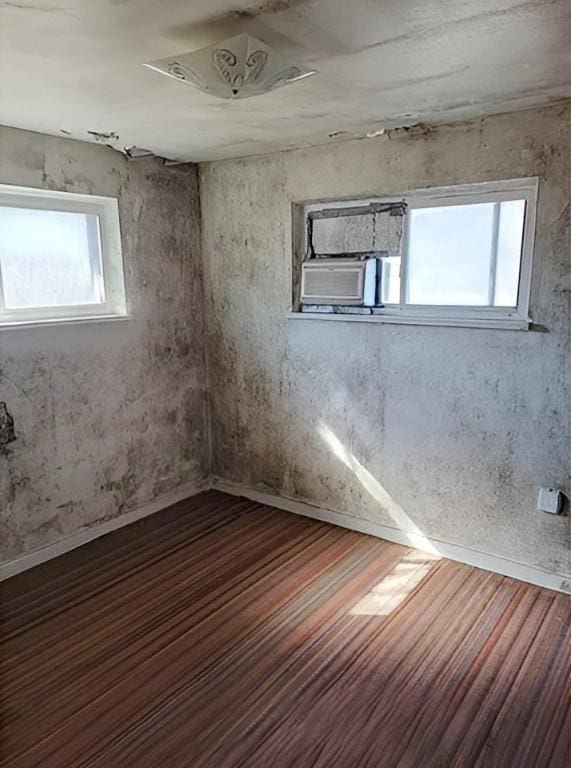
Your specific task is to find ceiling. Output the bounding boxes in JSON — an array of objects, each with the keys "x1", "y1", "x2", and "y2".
[{"x1": 1, "y1": 0, "x2": 570, "y2": 162}]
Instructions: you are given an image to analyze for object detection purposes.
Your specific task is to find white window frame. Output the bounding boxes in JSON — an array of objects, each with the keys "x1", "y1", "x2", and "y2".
[
  {"x1": 0, "y1": 184, "x2": 127, "y2": 328},
  {"x1": 293, "y1": 178, "x2": 538, "y2": 330}
]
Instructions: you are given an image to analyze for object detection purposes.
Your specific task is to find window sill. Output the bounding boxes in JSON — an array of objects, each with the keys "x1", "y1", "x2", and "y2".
[
  {"x1": 287, "y1": 311, "x2": 531, "y2": 331},
  {"x1": 0, "y1": 314, "x2": 131, "y2": 331}
]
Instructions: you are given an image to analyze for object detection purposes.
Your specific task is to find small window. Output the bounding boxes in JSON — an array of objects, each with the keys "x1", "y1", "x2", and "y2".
[
  {"x1": 0, "y1": 185, "x2": 127, "y2": 327},
  {"x1": 295, "y1": 179, "x2": 537, "y2": 329}
]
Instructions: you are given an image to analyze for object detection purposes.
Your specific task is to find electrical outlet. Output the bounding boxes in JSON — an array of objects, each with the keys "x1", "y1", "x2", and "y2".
[{"x1": 537, "y1": 487, "x2": 564, "y2": 515}]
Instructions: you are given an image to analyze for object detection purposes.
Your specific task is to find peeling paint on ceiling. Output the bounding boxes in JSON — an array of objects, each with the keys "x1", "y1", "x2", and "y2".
[{"x1": 0, "y1": 0, "x2": 570, "y2": 161}]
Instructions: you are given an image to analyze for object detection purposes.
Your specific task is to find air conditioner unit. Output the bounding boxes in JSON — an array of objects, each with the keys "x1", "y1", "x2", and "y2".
[{"x1": 301, "y1": 258, "x2": 378, "y2": 305}]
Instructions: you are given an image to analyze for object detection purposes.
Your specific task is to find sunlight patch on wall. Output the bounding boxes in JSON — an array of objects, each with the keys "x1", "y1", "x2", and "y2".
[{"x1": 317, "y1": 421, "x2": 440, "y2": 556}]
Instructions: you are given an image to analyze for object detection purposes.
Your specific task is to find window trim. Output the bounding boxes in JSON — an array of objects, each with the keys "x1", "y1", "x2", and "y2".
[
  {"x1": 0, "y1": 184, "x2": 127, "y2": 328},
  {"x1": 294, "y1": 178, "x2": 538, "y2": 329}
]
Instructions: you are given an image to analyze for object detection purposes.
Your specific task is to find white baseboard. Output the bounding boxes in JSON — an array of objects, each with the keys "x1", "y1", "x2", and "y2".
[
  {"x1": 212, "y1": 478, "x2": 570, "y2": 594},
  {"x1": 0, "y1": 479, "x2": 210, "y2": 581},
  {"x1": 4, "y1": 476, "x2": 568, "y2": 594}
]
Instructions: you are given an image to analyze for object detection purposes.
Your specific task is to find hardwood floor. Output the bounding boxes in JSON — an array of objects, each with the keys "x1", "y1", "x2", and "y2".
[{"x1": 1, "y1": 490, "x2": 569, "y2": 767}]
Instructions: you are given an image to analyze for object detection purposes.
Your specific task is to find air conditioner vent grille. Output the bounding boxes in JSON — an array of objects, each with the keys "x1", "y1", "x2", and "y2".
[
  {"x1": 301, "y1": 258, "x2": 379, "y2": 306},
  {"x1": 303, "y1": 268, "x2": 362, "y2": 300}
]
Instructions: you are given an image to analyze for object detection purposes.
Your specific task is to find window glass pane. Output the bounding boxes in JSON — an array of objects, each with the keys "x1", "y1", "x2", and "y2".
[
  {"x1": 0, "y1": 206, "x2": 104, "y2": 309},
  {"x1": 494, "y1": 199, "x2": 525, "y2": 307},
  {"x1": 406, "y1": 202, "x2": 495, "y2": 306},
  {"x1": 380, "y1": 256, "x2": 401, "y2": 304}
]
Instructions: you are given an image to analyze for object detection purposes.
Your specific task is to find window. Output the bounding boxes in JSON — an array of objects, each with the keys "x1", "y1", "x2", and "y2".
[
  {"x1": 0, "y1": 185, "x2": 127, "y2": 326},
  {"x1": 405, "y1": 201, "x2": 525, "y2": 307},
  {"x1": 294, "y1": 179, "x2": 537, "y2": 329}
]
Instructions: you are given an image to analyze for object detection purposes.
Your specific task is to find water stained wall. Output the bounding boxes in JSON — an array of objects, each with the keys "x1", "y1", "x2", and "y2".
[
  {"x1": 1, "y1": 104, "x2": 569, "y2": 581},
  {"x1": 200, "y1": 103, "x2": 570, "y2": 579},
  {"x1": 0, "y1": 128, "x2": 209, "y2": 562}
]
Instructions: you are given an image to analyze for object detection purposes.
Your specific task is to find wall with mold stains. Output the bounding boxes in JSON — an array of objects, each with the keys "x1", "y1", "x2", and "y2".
[
  {"x1": 200, "y1": 103, "x2": 570, "y2": 579},
  {"x1": 0, "y1": 127, "x2": 208, "y2": 562}
]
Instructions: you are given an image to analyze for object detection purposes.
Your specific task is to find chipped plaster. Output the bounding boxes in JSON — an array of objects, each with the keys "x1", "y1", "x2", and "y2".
[{"x1": 0, "y1": 0, "x2": 570, "y2": 161}]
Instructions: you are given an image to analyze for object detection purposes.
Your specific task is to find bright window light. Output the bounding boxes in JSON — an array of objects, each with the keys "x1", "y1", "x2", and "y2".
[
  {"x1": 0, "y1": 208, "x2": 104, "y2": 309},
  {"x1": 0, "y1": 185, "x2": 127, "y2": 327},
  {"x1": 406, "y1": 200, "x2": 525, "y2": 307},
  {"x1": 299, "y1": 179, "x2": 537, "y2": 328},
  {"x1": 380, "y1": 257, "x2": 401, "y2": 304}
]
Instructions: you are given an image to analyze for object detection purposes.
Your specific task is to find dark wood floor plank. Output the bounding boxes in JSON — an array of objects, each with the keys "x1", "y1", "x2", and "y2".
[
  {"x1": 1, "y1": 490, "x2": 569, "y2": 768},
  {"x1": 1, "y1": 492, "x2": 250, "y2": 634},
  {"x1": 472, "y1": 592, "x2": 571, "y2": 768},
  {"x1": 96, "y1": 537, "x2": 403, "y2": 768},
  {"x1": 3, "y1": 508, "x2": 296, "y2": 673},
  {"x1": 3, "y1": 513, "x2": 338, "y2": 757}
]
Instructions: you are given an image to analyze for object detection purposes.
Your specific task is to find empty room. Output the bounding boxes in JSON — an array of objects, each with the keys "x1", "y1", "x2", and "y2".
[{"x1": 0, "y1": 1, "x2": 570, "y2": 766}]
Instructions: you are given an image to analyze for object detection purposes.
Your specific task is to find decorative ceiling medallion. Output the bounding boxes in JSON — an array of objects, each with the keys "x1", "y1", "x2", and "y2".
[
  {"x1": 166, "y1": 62, "x2": 208, "y2": 91},
  {"x1": 145, "y1": 33, "x2": 316, "y2": 100}
]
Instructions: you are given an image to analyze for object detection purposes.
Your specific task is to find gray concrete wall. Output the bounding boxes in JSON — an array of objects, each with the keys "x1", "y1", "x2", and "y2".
[
  {"x1": 200, "y1": 103, "x2": 570, "y2": 578},
  {"x1": 0, "y1": 128, "x2": 208, "y2": 562}
]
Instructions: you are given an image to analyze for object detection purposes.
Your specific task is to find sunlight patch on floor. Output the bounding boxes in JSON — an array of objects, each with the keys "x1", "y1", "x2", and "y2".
[{"x1": 350, "y1": 552, "x2": 438, "y2": 616}]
